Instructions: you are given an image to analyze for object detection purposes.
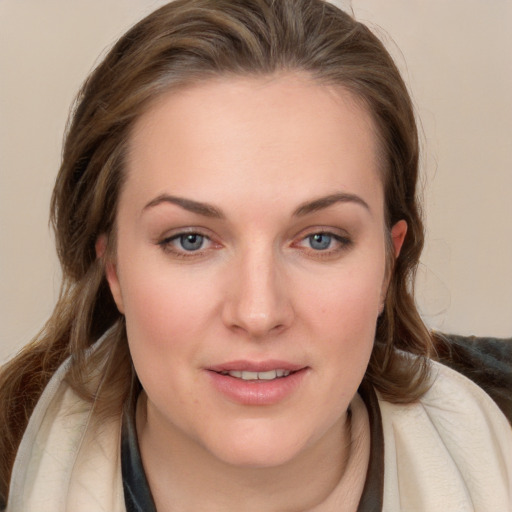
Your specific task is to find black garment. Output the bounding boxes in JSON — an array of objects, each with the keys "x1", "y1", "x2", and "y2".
[
  {"x1": 121, "y1": 383, "x2": 157, "y2": 512},
  {"x1": 121, "y1": 334, "x2": 512, "y2": 512},
  {"x1": 121, "y1": 420, "x2": 156, "y2": 510}
]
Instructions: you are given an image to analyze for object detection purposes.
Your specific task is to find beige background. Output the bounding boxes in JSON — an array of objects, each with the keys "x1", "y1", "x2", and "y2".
[{"x1": 1, "y1": 0, "x2": 511, "y2": 363}]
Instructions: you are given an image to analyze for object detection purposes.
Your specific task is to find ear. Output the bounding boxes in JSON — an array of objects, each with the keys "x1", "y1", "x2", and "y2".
[
  {"x1": 390, "y1": 219, "x2": 407, "y2": 258},
  {"x1": 95, "y1": 234, "x2": 125, "y2": 314},
  {"x1": 379, "y1": 220, "x2": 408, "y2": 311}
]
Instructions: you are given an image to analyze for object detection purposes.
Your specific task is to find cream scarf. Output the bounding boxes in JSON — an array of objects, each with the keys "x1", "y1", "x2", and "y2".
[{"x1": 6, "y1": 353, "x2": 512, "y2": 511}]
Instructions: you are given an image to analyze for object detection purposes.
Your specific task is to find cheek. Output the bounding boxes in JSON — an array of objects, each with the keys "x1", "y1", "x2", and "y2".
[
  {"x1": 318, "y1": 282, "x2": 380, "y2": 366},
  {"x1": 118, "y1": 260, "x2": 219, "y2": 362},
  {"x1": 301, "y1": 260, "x2": 385, "y2": 329},
  {"x1": 120, "y1": 269, "x2": 215, "y2": 410},
  {"x1": 296, "y1": 255, "x2": 385, "y2": 375}
]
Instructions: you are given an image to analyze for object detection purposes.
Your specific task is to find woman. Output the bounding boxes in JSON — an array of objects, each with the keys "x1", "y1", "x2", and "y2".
[{"x1": 1, "y1": 1, "x2": 511, "y2": 510}]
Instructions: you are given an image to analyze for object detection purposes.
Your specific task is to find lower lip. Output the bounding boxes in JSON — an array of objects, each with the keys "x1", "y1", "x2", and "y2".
[{"x1": 207, "y1": 369, "x2": 308, "y2": 406}]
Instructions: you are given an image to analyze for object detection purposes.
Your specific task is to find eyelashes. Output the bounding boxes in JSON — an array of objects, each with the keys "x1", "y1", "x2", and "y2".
[
  {"x1": 157, "y1": 230, "x2": 216, "y2": 258},
  {"x1": 157, "y1": 228, "x2": 353, "y2": 260},
  {"x1": 295, "y1": 232, "x2": 352, "y2": 253}
]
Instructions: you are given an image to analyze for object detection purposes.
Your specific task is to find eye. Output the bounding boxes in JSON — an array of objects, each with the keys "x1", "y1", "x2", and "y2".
[
  {"x1": 158, "y1": 231, "x2": 215, "y2": 256},
  {"x1": 307, "y1": 233, "x2": 334, "y2": 251},
  {"x1": 301, "y1": 232, "x2": 348, "y2": 251},
  {"x1": 176, "y1": 233, "x2": 206, "y2": 251},
  {"x1": 293, "y1": 229, "x2": 353, "y2": 258}
]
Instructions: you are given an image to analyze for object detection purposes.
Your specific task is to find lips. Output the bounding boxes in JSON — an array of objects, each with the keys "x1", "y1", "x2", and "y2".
[
  {"x1": 206, "y1": 360, "x2": 308, "y2": 405},
  {"x1": 219, "y1": 369, "x2": 292, "y2": 380},
  {"x1": 208, "y1": 360, "x2": 305, "y2": 373}
]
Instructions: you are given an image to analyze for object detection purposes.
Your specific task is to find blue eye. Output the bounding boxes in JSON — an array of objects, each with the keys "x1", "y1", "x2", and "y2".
[
  {"x1": 178, "y1": 233, "x2": 205, "y2": 251},
  {"x1": 308, "y1": 233, "x2": 333, "y2": 250},
  {"x1": 157, "y1": 231, "x2": 217, "y2": 258}
]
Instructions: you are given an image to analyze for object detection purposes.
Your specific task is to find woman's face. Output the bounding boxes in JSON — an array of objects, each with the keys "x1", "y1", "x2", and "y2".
[{"x1": 105, "y1": 74, "x2": 405, "y2": 468}]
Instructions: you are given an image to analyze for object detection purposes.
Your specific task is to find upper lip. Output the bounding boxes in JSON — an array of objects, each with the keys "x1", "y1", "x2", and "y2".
[{"x1": 207, "y1": 360, "x2": 306, "y2": 373}]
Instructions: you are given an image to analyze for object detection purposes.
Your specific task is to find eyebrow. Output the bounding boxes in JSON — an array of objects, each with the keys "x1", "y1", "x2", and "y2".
[
  {"x1": 142, "y1": 191, "x2": 370, "y2": 219},
  {"x1": 293, "y1": 192, "x2": 370, "y2": 217},
  {"x1": 143, "y1": 194, "x2": 225, "y2": 218}
]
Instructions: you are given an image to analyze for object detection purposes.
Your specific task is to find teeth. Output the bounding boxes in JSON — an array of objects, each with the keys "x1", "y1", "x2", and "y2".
[
  {"x1": 257, "y1": 370, "x2": 278, "y2": 380},
  {"x1": 223, "y1": 369, "x2": 292, "y2": 380}
]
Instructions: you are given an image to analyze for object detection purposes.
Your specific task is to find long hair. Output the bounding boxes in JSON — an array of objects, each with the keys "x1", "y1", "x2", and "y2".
[{"x1": 0, "y1": 0, "x2": 433, "y2": 501}]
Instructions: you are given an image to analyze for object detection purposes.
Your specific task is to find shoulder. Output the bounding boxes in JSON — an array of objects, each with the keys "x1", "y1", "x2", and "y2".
[
  {"x1": 6, "y1": 340, "x2": 125, "y2": 512},
  {"x1": 433, "y1": 333, "x2": 512, "y2": 422},
  {"x1": 419, "y1": 358, "x2": 511, "y2": 436},
  {"x1": 379, "y1": 355, "x2": 512, "y2": 511}
]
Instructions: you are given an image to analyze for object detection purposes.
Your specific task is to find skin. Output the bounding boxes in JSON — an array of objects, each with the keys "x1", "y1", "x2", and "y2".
[{"x1": 102, "y1": 73, "x2": 406, "y2": 511}]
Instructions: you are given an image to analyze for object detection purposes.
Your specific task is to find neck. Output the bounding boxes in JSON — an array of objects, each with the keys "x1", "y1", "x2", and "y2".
[{"x1": 136, "y1": 393, "x2": 356, "y2": 512}]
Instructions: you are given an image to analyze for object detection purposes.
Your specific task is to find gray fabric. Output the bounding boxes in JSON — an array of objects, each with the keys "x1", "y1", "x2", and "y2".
[{"x1": 435, "y1": 334, "x2": 512, "y2": 423}]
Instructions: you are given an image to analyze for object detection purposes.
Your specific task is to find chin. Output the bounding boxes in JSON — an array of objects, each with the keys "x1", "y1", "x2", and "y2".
[
  {"x1": 199, "y1": 420, "x2": 318, "y2": 469},
  {"x1": 215, "y1": 442, "x2": 303, "y2": 469}
]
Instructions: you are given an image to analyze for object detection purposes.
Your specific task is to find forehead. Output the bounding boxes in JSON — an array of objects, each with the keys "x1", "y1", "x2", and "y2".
[{"x1": 123, "y1": 73, "x2": 383, "y2": 215}]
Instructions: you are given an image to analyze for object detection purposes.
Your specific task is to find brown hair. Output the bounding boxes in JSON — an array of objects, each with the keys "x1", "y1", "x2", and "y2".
[{"x1": 0, "y1": 0, "x2": 433, "y2": 501}]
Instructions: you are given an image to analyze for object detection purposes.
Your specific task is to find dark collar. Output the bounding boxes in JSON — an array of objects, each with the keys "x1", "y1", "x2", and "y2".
[
  {"x1": 357, "y1": 379, "x2": 384, "y2": 511},
  {"x1": 121, "y1": 389, "x2": 157, "y2": 512},
  {"x1": 120, "y1": 381, "x2": 384, "y2": 512}
]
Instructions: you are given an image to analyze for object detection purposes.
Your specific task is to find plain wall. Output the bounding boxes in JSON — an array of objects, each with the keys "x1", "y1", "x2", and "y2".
[{"x1": 1, "y1": 0, "x2": 511, "y2": 363}]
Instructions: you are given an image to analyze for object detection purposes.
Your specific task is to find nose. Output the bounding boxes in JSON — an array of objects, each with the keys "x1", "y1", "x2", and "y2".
[{"x1": 221, "y1": 246, "x2": 294, "y2": 338}]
